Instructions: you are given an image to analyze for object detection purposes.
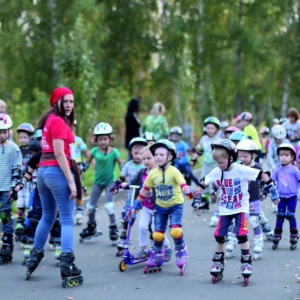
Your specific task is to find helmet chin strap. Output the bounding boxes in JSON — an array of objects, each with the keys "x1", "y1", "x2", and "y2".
[
  {"x1": 221, "y1": 155, "x2": 233, "y2": 182},
  {"x1": 161, "y1": 150, "x2": 172, "y2": 183}
]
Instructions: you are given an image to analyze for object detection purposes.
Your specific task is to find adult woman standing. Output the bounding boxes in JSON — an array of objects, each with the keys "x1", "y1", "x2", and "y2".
[
  {"x1": 142, "y1": 102, "x2": 169, "y2": 140},
  {"x1": 125, "y1": 98, "x2": 141, "y2": 149},
  {"x1": 25, "y1": 87, "x2": 83, "y2": 288}
]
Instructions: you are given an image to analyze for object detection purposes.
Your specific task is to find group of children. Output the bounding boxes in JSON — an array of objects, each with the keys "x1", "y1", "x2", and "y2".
[{"x1": 1, "y1": 95, "x2": 300, "y2": 287}]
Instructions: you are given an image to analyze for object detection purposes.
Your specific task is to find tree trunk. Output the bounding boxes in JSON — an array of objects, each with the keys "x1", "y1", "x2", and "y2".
[
  {"x1": 236, "y1": 0, "x2": 242, "y2": 114},
  {"x1": 197, "y1": 0, "x2": 204, "y2": 126},
  {"x1": 281, "y1": 75, "x2": 289, "y2": 117},
  {"x1": 48, "y1": 0, "x2": 58, "y2": 75}
]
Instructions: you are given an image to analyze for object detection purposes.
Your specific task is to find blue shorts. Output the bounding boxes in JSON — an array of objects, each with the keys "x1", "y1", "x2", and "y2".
[
  {"x1": 214, "y1": 213, "x2": 249, "y2": 237},
  {"x1": 154, "y1": 204, "x2": 183, "y2": 232}
]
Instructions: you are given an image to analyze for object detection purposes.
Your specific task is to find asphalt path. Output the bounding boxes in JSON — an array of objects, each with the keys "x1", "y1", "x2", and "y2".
[{"x1": 1, "y1": 182, "x2": 300, "y2": 300}]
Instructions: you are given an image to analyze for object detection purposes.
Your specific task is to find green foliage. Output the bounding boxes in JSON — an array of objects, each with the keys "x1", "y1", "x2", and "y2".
[{"x1": 0, "y1": 0, "x2": 300, "y2": 143}]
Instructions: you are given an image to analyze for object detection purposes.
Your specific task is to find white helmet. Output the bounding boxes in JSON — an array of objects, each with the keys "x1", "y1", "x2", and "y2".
[
  {"x1": 170, "y1": 126, "x2": 183, "y2": 135},
  {"x1": 0, "y1": 113, "x2": 13, "y2": 130},
  {"x1": 277, "y1": 143, "x2": 296, "y2": 158},
  {"x1": 237, "y1": 139, "x2": 258, "y2": 153},
  {"x1": 272, "y1": 125, "x2": 286, "y2": 140},
  {"x1": 93, "y1": 122, "x2": 113, "y2": 135}
]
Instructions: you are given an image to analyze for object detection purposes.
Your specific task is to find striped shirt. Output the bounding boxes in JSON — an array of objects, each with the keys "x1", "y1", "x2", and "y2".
[{"x1": 0, "y1": 141, "x2": 22, "y2": 191}]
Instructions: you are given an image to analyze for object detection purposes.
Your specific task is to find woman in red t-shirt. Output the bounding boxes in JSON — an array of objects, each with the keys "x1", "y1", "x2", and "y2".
[{"x1": 25, "y1": 87, "x2": 83, "y2": 287}]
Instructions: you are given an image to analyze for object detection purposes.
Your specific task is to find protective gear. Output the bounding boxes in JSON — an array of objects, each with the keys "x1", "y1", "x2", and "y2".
[
  {"x1": 86, "y1": 202, "x2": 96, "y2": 214},
  {"x1": 259, "y1": 127, "x2": 270, "y2": 134},
  {"x1": 143, "y1": 132, "x2": 157, "y2": 142},
  {"x1": 239, "y1": 111, "x2": 253, "y2": 122},
  {"x1": 276, "y1": 211, "x2": 285, "y2": 223},
  {"x1": 237, "y1": 139, "x2": 258, "y2": 153},
  {"x1": 35, "y1": 129, "x2": 42, "y2": 139},
  {"x1": 248, "y1": 215, "x2": 260, "y2": 229},
  {"x1": 93, "y1": 122, "x2": 113, "y2": 135},
  {"x1": 237, "y1": 235, "x2": 248, "y2": 244},
  {"x1": 211, "y1": 139, "x2": 238, "y2": 162},
  {"x1": 286, "y1": 211, "x2": 296, "y2": 222},
  {"x1": 277, "y1": 143, "x2": 296, "y2": 158},
  {"x1": 170, "y1": 227, "x2": 183, "y2": 239},
  {"x1": 0, "y1": 113, "x2": 13, "y2": 130},
  {"x1": 11, "y1": 167, "x2": 21, "y2": 189},
  {"x1": 279, "y1": 117, "x2": 288, "y2": 124},
  {"x1": 263, "y1": 182, "x2": 279, "y2": 202},
  {"x1": 229, "y1": 131, "x2": 248, "y2": 142},
  {"x1": 104, "y1": 202, "x2": 115, "y2": 215},
  {"x1": 152, "y1": 231, "x2": 165, "y2": 242},
  {"x1": 224, "y1": 126, "x2": 240, "y2": 134},
  {"x1": 150, "y1": 139, "x2": 177, "y2": 158},
  {"x1": 0, "y1": 212, "x2": 11, "y2": 224},
  {"x1": 82, "y1": 162, "x2": 90, "y2": 172},
  {"x1": 220, "y1": 121, "x2": 229, "y2": 129},
  {"x1": 128, "y1": 137, "x2": 148, "y2": 150},
  {"x1": 170, "y1": 126, "x2": 183, "y2": 135},
  {"x1": 28, "y1": 137, "x2": 42, "y2": 152},
  {"x1": 132, "y1": 199, "x2": 142, "y2": 211},
  {"x1": 204, "y1": 116, "x2": 220, "y2": 128},
  {"x1": 271, "y1": 125, "x2": 286, "y2": 139},
  {"x1": 215, "y1": 236, "x2": 226, "y2": 244},
  {"x1": 17, "y1": 123, "x2": 34, "y2": 135}
]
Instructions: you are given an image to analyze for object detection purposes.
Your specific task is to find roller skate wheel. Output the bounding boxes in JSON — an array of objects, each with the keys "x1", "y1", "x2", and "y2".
[
  {"x1": 212, "y1": 275, "x2": 217, "y2": 284},
  {"x1": 243, "y1": 277, "x2": 249, "y2": 286},
  {"x1": 116, "y1": 250, "x2": 122, "y2": 257},
  {"x1": 180, "y1": 268, "x2": 184, "y2": 276},
  {"x1": 119, "y1": 260, "x2": 127, "y2": 272},
  {"x1": 79, "y1": 277, "x2": 83, "y2": 284},
  {"x1": 62, "y1": 279, "x2": 67, "y2": 288},
  {"x1": 272, "y1": 243, "x2": 278, "y2": 250},
  {"x1": 79, "y1": 238, "x2": 84, "y2": 243},
  {"x1": 143, "y1": 267, "x2": 148, "y2": 274}
]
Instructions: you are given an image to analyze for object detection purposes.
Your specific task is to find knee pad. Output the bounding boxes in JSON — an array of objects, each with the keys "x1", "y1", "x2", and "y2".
[
  {"x1": 259, "y1": 211, "x2": 268, "y2": 224},
  {"x1": 286, "y1": 211, "x2": 296, "y2": 221},
  {"x1": 237, "y1": 235, "x2": 248, "y2": 244},
  {"x1": 276, "y1": 211, "x2": 286, "y2": 222},
  {"x1": 215, "y1": 236, "x2": 226, "y2": 244},
  {"x1": 0, "y1": 212, "x2": 11, "y2": 224},
  {"x1": 249, "y1": 215, "x2": 260, "y2": 229},
  {"x1": 170, "y1": 227, "x2": 183, "y2": 239},
  {"x1": 29, "y1": 218, "x2": 39, "y2": 230},
  {"x1": 86, "y1": 202, "x2": 96, "y2": 214},
  {"x1": 104, "y1": 202, "x2": 115, "y2": 215},
  {"x1": 153, "y1": 231, "x2": 165, "y2": 242}
]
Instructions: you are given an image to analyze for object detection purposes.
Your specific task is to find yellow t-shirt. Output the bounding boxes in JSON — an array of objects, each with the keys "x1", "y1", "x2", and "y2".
[
  {"x1": 144, "y1": 165, "x2": 185, "y2": 208},
  {"x1": 243, "y1": 124, "x2": 262, "y2": 150}
]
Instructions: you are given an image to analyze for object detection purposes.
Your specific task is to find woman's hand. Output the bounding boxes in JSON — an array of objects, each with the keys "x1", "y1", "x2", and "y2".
[{"x1": 69, "y1": 180, "x2": 77, "y2": 200}]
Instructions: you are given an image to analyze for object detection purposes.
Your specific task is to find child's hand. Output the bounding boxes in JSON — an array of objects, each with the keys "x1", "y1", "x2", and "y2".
[
  {"x1": 120, "y1": 182, "x2": 128, "y2": 189},
  {"x1": 273, "y1": 199, "x2": 280, "y2": 205},
  {"x1": 192, "y1": 188, "x2": 202, "y2": 198},
  {"x1": 191, "y1": 198, "x2": 200, "y2": 210}
]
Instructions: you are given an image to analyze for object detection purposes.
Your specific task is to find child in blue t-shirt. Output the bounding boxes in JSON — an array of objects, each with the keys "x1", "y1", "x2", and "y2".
[{"x1": 169, "y1": 126, "x2": 200, "y2": 186}]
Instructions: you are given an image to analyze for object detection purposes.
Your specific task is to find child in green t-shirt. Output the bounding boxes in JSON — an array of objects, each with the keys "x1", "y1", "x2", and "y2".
[{"x1": 79, "y1": 122, "x2": 123, "y2": 245}]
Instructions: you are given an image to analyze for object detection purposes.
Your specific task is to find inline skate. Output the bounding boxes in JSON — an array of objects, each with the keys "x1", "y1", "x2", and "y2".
[
  {"x1": 290, "y1": 228, "x2": 298, "y2": 251},
  {"x1": 144, "y1": 250, "x2": 164, "y2": 274},
  {"x1": 75, "y1": 205, "x2": 84, "y2": 225},
  {"x1": 109, "y1": 224, "x2": 119, "y2": 246},
  {"x1": 272, "y1": 228, "x2": 282, "y2": 250},
  {"x1": 116, "y1": 230, "x2": 126, "y2": 256},
  {"x1": 0, "y1": 234, "x2": 14, "y2": 264},
  {"x1": 241, "y1": 254, "x2": 252, "y2": 286},
  {"x1": 210, "y1": 252, "x2": 224, "y2": 284},
  {"x1": 25, "y1": 248, "x2": 44, "y2": 280},
  {"x1": 209, "y1": 215, "x2": 219, "y2": 227},
  {"x1": 261, "y1": 222, "x2": 274, "y2": 241},
  {"x1": 253, "y1": 235, "x2": 263, "y2": 260},
  {"x1": 14, "y1": 217, "x2": 25, "y2": 242},
  {"x1": 79, "y1": 221, "x2": 102, "y2": 243},
  {"x1": 60, "y1": 252, "x2": 83, "y2": 288},
  {"x1": 175, "y1": 246, "x2": 187, "y2": 275},
  {"x1": 164, "y1": 247, "x2": 173, "y2": 262},
  {"x1": 225, "y1": 233, "x2": 237, "y2": 259}
]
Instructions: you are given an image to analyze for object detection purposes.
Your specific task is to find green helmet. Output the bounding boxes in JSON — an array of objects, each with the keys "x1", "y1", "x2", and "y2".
[
  {"x1": 150, "y1": 139, "x2": 177, "y2": 158},
  {"x1": 229, "y1": 131, "x2": 248, "y2": 142},
  {"x1": 204, "y1": 116, "x2": 220, "y2": 128}
]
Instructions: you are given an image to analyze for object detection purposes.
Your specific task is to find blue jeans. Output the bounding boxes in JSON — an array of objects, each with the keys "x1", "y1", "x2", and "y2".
[
  {"x1": 0, "y1": 191, "x2": 13, "y2": 235},
  {"x1": 34, "y1": 167, "x2": 75, "y2": 253}
]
